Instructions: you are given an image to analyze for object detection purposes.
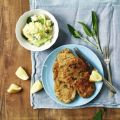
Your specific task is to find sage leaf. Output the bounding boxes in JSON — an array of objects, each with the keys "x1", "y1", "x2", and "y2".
[
  {"x1": 92, "y1": 11, "x2": 98, "y2": 35},
  {"x1": 79, "y1": 22, "x2": 93, "y2": 37},
  {"x1": 93, "y1": 110, "x2": 103, "y2": 120},
  {"x1": 67, "y1": 24, "x2": 82, "y2": 38}
]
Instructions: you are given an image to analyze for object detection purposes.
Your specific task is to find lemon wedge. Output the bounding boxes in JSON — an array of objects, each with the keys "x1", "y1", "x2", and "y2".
[
  {"x1": 7, "y1": 84, "x2": 22, "y2": 94},
  {"x1": 15, "y1": 66, "x2": 29, "y2": 80},
  {"x1": 89, "y1": 69, "x2": 102, "y2": 82},
  {"x1": 31, "y1": 80, "x2": 43, "y2": 94}
]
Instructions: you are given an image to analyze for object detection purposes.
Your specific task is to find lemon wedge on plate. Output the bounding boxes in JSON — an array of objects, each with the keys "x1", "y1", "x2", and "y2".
[
  {"x1": 89, "y1": 69, "x2": 102, "y2": 82},
  {"x1": 15, "y1": 66, "x2": 29, "y2": 80},
  {"x1": 7, "y1": 84, "x2": 22, "y2": 94},
  {"x1": 31, "y1": 80, "x2": 43, "y2": 94}
]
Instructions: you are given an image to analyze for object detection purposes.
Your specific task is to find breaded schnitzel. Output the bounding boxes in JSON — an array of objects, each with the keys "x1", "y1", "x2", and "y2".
[{"x1": 53, "y1": 48, "x2": 95, "y2": 103}]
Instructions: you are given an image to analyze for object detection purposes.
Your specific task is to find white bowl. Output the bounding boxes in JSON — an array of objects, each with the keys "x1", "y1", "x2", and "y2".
[{"x1": 15, "y1": 9, "x2": 59, "y2": 51}]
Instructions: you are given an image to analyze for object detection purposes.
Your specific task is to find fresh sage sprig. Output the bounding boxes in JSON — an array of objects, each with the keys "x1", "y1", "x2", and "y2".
[
  {"x1": 67, "y1": 24, "x2": 98, "y2": 49},
  {"x1": 93, "y1": 110, "x2": 103, "y2": 120},
  {"x1": 67, "y1": 11, "x2": 103, "y2": 54},
  {"x1": 92, "y1": 109, "x2": 105, "y2": 120}
]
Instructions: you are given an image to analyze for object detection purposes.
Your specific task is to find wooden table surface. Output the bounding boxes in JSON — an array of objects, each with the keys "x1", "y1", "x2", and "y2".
[{"x1": 0, "y1": 0, "x2": 120, "y2": 120}]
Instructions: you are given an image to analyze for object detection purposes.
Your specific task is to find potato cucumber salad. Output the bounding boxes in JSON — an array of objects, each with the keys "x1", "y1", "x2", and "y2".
[{"x1": 22, "y1": 14, "x2": 54, "y2": 47}]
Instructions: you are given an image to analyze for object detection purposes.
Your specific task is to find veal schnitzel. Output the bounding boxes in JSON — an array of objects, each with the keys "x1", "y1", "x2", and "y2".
[{"x1": 53, "y1": 48, "x2": 95, "y2": 103}]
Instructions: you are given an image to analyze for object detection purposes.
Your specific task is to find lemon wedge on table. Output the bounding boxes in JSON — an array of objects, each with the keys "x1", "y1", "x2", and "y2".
[
  {"x1": 7, "y1": 84, "x2": 22, "y2": 94},
  {"x1": 89, "y1": 69, "x2": 102, "y2": 82},
  {"x1": 31, "y1": 80, "x2": 43, "y2": 94},
  {"x1": 15, "y1": 66, "x2": 29, "y2": 80}
]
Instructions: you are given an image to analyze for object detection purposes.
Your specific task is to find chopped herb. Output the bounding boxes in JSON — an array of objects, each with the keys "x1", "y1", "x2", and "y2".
[{"x1": 26, "y1": 16, "x2": 32, "y2": 23}]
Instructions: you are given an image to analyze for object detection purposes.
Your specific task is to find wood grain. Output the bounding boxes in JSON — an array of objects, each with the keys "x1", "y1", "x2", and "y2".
[{"x1": 0, "y1": 0, "x2": 120, "y2": 120}]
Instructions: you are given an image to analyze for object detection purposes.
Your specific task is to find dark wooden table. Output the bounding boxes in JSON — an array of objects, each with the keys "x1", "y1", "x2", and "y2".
[{"x1": 0, "y1": 0, "x2": 120, "y2": 119}]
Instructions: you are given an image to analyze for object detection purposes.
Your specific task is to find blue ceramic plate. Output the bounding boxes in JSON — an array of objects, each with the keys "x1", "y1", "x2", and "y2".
[{"x1": 41, "y1": 44, "x2": 103, "y2": 107}]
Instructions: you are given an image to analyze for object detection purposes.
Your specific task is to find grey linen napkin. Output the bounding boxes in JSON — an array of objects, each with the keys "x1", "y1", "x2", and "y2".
[{"x1": 30, "y1": 0, "x2": 120, "y2": 109}]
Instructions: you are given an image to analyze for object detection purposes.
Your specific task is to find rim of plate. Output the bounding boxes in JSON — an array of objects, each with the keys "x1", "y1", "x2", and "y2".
[{"x1": 41, "y1": 44, "x2": 103, "y2": 107}]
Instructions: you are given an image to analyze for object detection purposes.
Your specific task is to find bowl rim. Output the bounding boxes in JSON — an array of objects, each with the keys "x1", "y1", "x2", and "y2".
[{"x1": 15, "y1": 9, "x2": 59, "y2": 51}]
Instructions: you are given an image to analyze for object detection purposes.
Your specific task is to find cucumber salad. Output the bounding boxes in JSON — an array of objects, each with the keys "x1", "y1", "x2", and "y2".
[{"x1": 22, "y1": 14, "x2": 54, "y2": 47}]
